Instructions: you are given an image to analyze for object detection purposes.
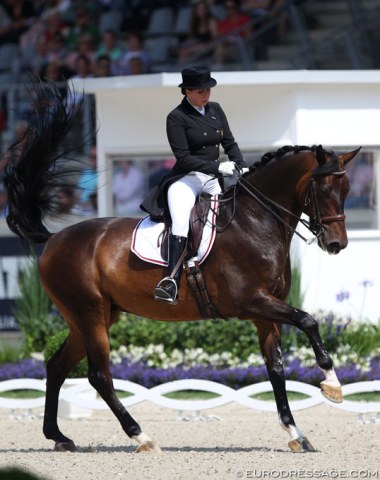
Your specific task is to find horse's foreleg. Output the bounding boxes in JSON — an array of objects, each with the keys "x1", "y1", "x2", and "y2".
[
  {"x1": 246, "y1": 294, "x2": 342, "y2": 404},
  {"x1": 255, "y1": 322, "x2": 316, "y2": 453},
  {"x1": 86, "y1": 326, "x2": 161, "y2": 453},
  {"x1": 43, "y1": 329, "x2": 86, "y2": 451},
  {"x1": 292, "y1": 311, "x2": 343, "y2": 403}
]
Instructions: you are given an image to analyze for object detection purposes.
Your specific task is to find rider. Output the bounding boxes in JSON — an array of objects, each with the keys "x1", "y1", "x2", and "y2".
[{"x1": 140, "y1": 65, "x2": 249, "y2": 303}]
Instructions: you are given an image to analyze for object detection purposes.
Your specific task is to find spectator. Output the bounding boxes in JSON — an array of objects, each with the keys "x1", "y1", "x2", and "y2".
[
  {"x1": 38, "y1": 9, "x2": 68, "y2": 46},
  {"x1": 39, "y1": 59, "x2": 68, "y2": 83},
  {"x1": 242, "y1": 0, "x2": 288, "y2": 43},
  {"x1": 76, "y1": 145, "x2": 98, "y2": 215},
  {"x1": 345, "y1": 155, "x2": 374, "y2": 209},
  {"x1": 65, "y1": 5, "x2": 99, "y2": 51},
  {"x1": 113, "y1": 160, "x2": 145, "y2": 216},
  {"x1": 241, "y1": 0, "x2": 272, "y2": 21},
  {"x1": 148, "y1": 157, "x2": 175, "y2": 190},
  {"x1": 65, "y1": 32, "x2": 95, "y2": 73},
  {"x1": 94, "y1": 28, "x2": 123, "y2": 75},
  {"x1": 117, "y1": 32, "x2": 150, "y2": 75},
  {"x1": 44, "y1": 31, "x2": 69, "y2": 66},
  {"x1": 19, "y1": 33, "x2": 49, "y2": 77},
  {"x1": 93, "y1": 53, "x2": 112, "y2": 77},
  {"x1": 214, "y1": 0, "x2": 251, "y2": 66},
  {"x1": 177, "y1": 0, "x2": 218, "y2": 64},
  {"x1": 217, "y1": 1, "x2": 251, "y2": 38},
  {"x1": 64, "y1": 54, "x2": 95, "y2": 150},
  {"x1": 125, "y1": 55, "x2": 146, "y2": 75},
  {"x1": 16, "y1": 9, "x2": 66, "y2": 78},
  {"x1": 0, "y1": 0, "x2": 36, "y2": 47},
  {"x1": 71, "y1": 52, "x2": 93, "y2": 80}
]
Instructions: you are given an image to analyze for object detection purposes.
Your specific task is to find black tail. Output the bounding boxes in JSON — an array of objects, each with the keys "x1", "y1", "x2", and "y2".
[{"x1": 4, "y1": 78, "x2": 85, "y2": 245}]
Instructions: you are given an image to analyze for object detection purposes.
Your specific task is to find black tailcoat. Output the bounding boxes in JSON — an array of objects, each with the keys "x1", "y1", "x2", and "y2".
[{"x1": 140, "y1": 97, "x2": 247, "y2": 219}]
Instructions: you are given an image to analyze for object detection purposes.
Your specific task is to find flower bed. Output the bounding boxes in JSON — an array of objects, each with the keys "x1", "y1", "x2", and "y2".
[{"x1": 0, "y1": 345, "x2": 378, "y2": 389}]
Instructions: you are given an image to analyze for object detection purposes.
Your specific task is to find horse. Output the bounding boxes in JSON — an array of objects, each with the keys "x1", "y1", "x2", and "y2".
[{"x1": 4, "y1": 80, "x2": 360, "y2": 454}]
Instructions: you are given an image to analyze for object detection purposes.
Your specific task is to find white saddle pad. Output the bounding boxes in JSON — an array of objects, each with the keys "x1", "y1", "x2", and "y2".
[{"x1": 131, "y1": 196, "x2": 218, "y2": 266}]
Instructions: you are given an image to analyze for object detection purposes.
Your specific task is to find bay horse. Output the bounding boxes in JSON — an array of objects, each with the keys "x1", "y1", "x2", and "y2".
[{"x1": 4, "y1": 81, "x2": 360, "y2": 454}]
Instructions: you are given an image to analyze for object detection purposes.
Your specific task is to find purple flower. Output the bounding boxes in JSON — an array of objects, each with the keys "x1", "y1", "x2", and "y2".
[
  {"x1": 0, "y1": 359, "x2": 46, "y2": 380},
  {"x1": 359, "y1": 280, "x2": 374, "y2": 288},
  {"x1": 0, "y1": 355, "x2": 378, "y2": 388},
  {"x1": 336, "y1": 290, "x2": 350, "y2": 302}
]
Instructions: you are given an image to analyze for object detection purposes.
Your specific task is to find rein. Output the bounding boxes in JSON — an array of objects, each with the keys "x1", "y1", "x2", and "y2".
[{"x1": 237, "y1": 176, "x2": 314, "y2": 243}]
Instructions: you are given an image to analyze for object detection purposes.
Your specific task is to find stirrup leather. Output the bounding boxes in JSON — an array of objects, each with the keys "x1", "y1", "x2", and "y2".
[{"x1": 154, "y1": 276, "x2": 178, "y2": 303}]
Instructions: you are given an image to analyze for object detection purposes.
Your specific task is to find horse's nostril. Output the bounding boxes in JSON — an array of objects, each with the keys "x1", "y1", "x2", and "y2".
[{"x1": 328, "y1": 242, "x2": 342, "y2": 254}]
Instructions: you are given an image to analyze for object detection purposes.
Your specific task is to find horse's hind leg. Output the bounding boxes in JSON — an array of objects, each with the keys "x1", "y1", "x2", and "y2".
[
  {"x1": 43, "y1": 328, "x2": 86, "y2": 451},
  {"x1": 255, "y1": 322, "x2": 316, "y2": 453},
  {"x1": 84, "y1": 313, "x2": 161, "y2": 453}
]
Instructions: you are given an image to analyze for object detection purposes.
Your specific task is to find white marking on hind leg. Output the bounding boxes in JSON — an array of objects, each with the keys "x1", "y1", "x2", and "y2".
[{"x1": 320, "y1": 368, "x2": 341, "y2": 388}]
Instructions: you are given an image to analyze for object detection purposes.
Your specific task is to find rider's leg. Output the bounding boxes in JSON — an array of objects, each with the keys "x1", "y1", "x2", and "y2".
[{"x1": 154, "y1": 178, "x2": 196, "y2": 303}]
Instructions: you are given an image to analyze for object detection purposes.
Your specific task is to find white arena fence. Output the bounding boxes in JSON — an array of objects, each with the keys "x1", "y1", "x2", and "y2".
[{"x1": 0, "y1": 379, "x2": 379, "y2": 419}]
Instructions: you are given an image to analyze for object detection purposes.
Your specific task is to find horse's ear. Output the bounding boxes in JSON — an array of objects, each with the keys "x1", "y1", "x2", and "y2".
[
  {"x1": 316, "y1": 145, "x2": 326, "y2": 165},
  {"x1": 341, "y1": 146, "x2": 362, "y2": 165}
]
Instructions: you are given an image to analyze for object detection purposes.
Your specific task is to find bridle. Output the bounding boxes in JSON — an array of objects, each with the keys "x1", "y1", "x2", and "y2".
[
  {"x1": 305, "y1": 173, "x2": 346, "y2": 235},
  {"x1": 215, "y1": 167, "x2": 347, "y2": 245}
]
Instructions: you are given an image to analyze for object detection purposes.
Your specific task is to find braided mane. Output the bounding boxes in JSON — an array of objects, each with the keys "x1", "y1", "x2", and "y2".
[
  {"x1": 253, "y1": 145, "x2": 315, "y2": 169},
  {"x1": 249, "y1": 144, "x2": 339, "y2": 175}
]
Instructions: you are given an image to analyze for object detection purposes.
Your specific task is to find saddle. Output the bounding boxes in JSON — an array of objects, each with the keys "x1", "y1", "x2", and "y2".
[{"x1": 159, "y1": 193, "x2": 221, "y2": 319}]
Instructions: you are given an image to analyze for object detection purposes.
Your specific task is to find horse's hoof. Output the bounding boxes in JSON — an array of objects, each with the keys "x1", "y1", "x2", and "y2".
[
  {"x1": 320, "y1": 382, "x2": 343, "y2": 403},
  {"x1": 135, "y1": 441, "x2": 162, "y2": 454},
  {"x1": 54, "y1": 440, "x2": 76, "y2": 452},
  {"x1": 288, "y1": 437, "x2": 316, "y2": 453}
]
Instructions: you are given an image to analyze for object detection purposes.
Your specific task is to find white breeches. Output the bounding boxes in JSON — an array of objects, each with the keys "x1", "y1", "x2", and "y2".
[{"x1": 167, "y1": 172, "x2": 221, "y2": 237}]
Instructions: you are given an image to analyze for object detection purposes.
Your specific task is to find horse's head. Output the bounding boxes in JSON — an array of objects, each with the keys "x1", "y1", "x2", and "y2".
[{"x1": 302, "y1": 145, "x2": 361, "y2": 254}]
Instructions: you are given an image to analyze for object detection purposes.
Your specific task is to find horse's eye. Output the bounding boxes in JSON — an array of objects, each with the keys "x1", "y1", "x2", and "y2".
[{"x1": 320, "y1": 185, "x2": 332, "y2": 195}]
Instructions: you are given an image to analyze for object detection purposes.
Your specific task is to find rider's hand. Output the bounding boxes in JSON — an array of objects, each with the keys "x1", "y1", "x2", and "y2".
[
  {"x1": 218, "y1": 161, "x2": 236, "y2": 176},
  {"x1": 235, "y1": 164, "x2": 249, "y2": 175}
]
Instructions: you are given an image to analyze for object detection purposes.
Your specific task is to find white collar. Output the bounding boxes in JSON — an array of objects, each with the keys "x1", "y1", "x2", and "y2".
[{"x1": 187, "y1": 97, "x2": 205, "y2": 115}]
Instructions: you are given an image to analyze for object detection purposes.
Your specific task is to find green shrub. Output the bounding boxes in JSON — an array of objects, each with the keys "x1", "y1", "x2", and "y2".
[
  {"x1": 13, "y1": 258, "x2": 66, "y2": 354},
  {"x1": 285, "y1": 261, "x2": 304, "y2": 309},
  {"x1": 338, "y1": 319, "x2": 380, "y2": 356},
  {"x1": 44, "y1": 330, "x2": 88, "y2": 378},
  {"x1": 110, "y1": 313, "x2": 261, "y2": 360},
  {"x1": 0, "y1": 342, "x2": 24, "y2": 363},
  {"x1": 109, "y1": 311, "x2": 380, "y2": 362}
]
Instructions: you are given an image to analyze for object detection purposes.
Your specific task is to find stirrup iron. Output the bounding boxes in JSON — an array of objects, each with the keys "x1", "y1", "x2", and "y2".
[{"x1": 154, "y1": 276, "x2": 178, "y2": 303}]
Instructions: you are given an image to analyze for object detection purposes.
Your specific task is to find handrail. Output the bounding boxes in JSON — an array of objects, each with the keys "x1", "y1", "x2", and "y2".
[{"x1": 0, "y1": 378, "x2": 379, "y2": 417}]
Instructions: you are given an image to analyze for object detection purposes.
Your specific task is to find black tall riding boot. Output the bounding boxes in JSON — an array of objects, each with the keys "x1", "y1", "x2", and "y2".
[{"x1": 154, "y1": 234, "x2": 187, "y2": 304}]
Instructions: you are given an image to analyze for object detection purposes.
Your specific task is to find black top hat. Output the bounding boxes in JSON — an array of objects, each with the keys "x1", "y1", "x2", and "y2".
[{"x1": 178, "y1": 66, "x2": 217, "y2": 89}]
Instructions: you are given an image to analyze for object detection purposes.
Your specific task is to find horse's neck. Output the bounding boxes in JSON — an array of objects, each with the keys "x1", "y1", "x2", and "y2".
[{"x1": 245, "y1": 170, "x2": 304, "y2": 219}]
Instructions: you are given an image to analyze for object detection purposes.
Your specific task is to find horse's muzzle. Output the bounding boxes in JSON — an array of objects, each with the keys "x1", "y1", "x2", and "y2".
[{"x1": 325, "y1": 241, "x2": 346, "y2": 255}]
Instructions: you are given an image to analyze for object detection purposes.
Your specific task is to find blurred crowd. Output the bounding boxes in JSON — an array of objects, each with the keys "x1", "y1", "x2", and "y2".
[
  {"x1": 0, "y1": 0, "x2": 291, "y2": 218},
  {"x1": 0, "y1": 0, "x2": 294, "y2": 219},
  {"x1": 0, "y1": 0, "x2": 289, "y2": 85}
]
